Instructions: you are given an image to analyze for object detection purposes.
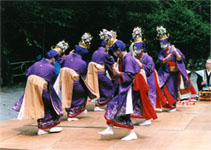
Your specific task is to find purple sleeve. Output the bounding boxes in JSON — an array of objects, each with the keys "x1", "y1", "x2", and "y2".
[
  {"x1": 119, "y1": 55, "x2": 139, "y2": 84},
  {"x1": 25, "y1": 64, "x2": 35, "y2": 77},
  {"x1": 119, "y1": 72, "x2": 135, "y2": 84},
  {"x1": 58, "y1": 57, "x2": 65, "y2": 65},
  {"x1": 124, "y1": 55, "x2": 140, "y2": 74},
  {"x1": 25, "y1": 67, "x2": 31, "y2": 77},
  {"x1": 45, "y1": 68, "x2": 57, "y2": 85},
  {"x1": 174, "y1": 48, "x2": 190, "y2": 87},
  {"x1": 51, "y1": 70, "x2": 57, "y2": 84},
  {"x1": 172, "y1": 48, "x2": 185, "y2": 61},
  {"x1": 79, "y1": 63, "x2": 87, "y2": 75},
  {"x1": 81, "y1": 65, "x2": 87, "y2": 75},
  {"x1": 11, "y1": 93, "x2": 24, "y2": 112},
  {"x1": 105, "y1": 54, "x2": 115, "y2": 65},
  {"x1": 142, "y1": 57, "x2": 155, "y2": 76},
  {"x1": 158, "y1": 50, "x2": 165, "y2": 63}
]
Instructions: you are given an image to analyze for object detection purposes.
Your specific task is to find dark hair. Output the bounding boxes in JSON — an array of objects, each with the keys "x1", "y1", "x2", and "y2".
[{"x1": 166, "y1": 37, "x2": 171, "y2": 43}]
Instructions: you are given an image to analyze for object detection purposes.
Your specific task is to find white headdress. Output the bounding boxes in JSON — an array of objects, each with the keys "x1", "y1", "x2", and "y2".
[
  {"x1": 56, "y1": 40, "x2": 69, "y2": 52},
  {"x1": 99, "y1": 29, "x2": 110, "y2": 41},
  {"x1": 106, "y1": 30, "x2": 117, "y2": 47},
  {"x1": 81, "y1": 32, "x2": 93, "y2": 45},
  {"x1": 110, "y1": 30, "x2": 117, "y2": 38},
  {"x1": 132, "y1": 27, "x2": 142, "y2": 39},
  {"x1": 132, "y1": 27, "x2": 143, "y2": 42},
  {"x1": 156, "y1": 26, "x2": 168, "y2": 39}
]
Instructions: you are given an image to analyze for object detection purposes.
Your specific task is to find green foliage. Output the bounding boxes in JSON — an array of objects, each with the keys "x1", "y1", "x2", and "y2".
[{"x1": 1, "y1": 0, "x2": 210, "y2": 70}]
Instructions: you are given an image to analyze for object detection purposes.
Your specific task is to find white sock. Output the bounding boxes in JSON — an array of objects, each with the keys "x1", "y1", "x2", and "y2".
[
  {"x1": 67, "y1": 117, "x2": 79, "y2": 121},
  {"x1": 139, "y1": 120, "x2": 151, "y2": 126},
  {"x1": 98, "y1": 125, "x2": 113, "y2": 135},
  {"x1": 82, "y1": 109, "x2": 88, "y2": 114},
  {"x1": 37, "y1": 129, "x2": 49, "y2": 135},
  {"x1": 107, "y1": 126, "x2": 113, "y2": 132},
  {"x1": 49, "y1": 127, "x2": 62, "y2": 133},
  {"x1": 94, "y1": 106, "x2": 104, "y2": 111},
  {"x1": 121, "y1": 130, "x2": 137, "y2": 141},
  {"x1": 168, "y1": 108, "x2": 176, "y2": 112}
]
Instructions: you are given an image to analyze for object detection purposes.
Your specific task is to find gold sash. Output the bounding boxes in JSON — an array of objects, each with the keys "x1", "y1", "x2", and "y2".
[
  {"x1": 60, "y1": 67, "x2": 80, "y2": 108},
  {"x1": 22, "y1": 75, "x2": 47, "y2": 120},
  {"x1": 86, "y1": 62, "x2": 105, "y2": 99},
  {"x1": 169, "y1": 66, "x2": 179, "y2": 72}
]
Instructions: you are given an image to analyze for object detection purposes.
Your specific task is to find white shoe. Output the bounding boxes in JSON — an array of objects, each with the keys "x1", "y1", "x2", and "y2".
[
  {"x1": 82, "y1": 109, "x2": 88, "y2": 115},
  {"x1": 67, "y1": 117, "x2": 79, "y2": 121},
  {"x1": 168, "y1": 108, "x2": 176, "y2": 112},
  {"x1": 49, "y1": 127, "x2": 62, "y2": 133},
  {"x1": 139, "y1": 120, "x2": 151, "y2": 126},
  {"x1": 37, "y1": 129, "x2": 49, "y2": 135},
  {"x1": 94, "y1": 106, "x2": 105, "y2": 112},
  {"x1": 121, "y1": 131, "x2": 137, "y2": 141},
  {"x1": 155, "y1": 108, "x2": 162, "y2": 112},
  {"x1": 98, "y1": 126, "x2": 113, "y2": 135}
]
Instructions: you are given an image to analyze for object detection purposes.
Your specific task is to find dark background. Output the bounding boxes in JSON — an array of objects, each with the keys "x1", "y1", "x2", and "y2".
[{"x1": 1, "y1": 0, "x2": 210, "y2": 85}]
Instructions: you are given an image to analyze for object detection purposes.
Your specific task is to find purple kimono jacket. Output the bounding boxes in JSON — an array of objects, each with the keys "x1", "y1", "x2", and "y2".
[
  {"x1": 91, "y1": 47, "x2": 115, "y2": 106},
  {"x1": 12, "y1": 58, "x2": 63, "y2": 129},
  {"x1": 140, "y1": 53, "x2": 156, "y2": 108},
  {"x1": 62, "y1": 53, "x2": 88, "y2": 118},
  {"x1": 158, "y1": 46, "x2": 191, "y2": 107},
  {"x1": 104, "y1": 52, "x2": 140, "y2": 129}
]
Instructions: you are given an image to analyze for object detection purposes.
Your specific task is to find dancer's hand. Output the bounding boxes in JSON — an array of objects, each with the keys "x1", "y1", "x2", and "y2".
[
  {"x1": 69, "y1": 49, "x2": 75, "y2": 54},
  {"x1": 166, "y1": 53, "x2": 172, "y2": 60},
  {"x1": 135, "y1": 58, "x2": 143, "y2": 68},
  {"x1": 201, "y1": 80, "x2": 206, "y2": 86},
  {"x1": 112, "y1": 63, "x2": 118, "y2": 69},
  {"x1": 113, "y1": 63, "x2": 120, "y2": 76}
]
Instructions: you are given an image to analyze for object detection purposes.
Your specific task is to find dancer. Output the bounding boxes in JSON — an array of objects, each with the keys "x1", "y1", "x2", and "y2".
[
  {"x1": 51, "y1": 40, "x2": 69, "y2": 76},
  {"x1": 55, "y1": 33, "x2": 96, "y2": 121},
  {"x1": 130, "y1": 27, "x2": 159, "y2": 125},
  {"x1": 98, "y1": 40, "x2": 140, "y2": 141},
  {"x1": 86, "y1": 29, "x2": 115, "y2": 111},
  {"x1": 12, "y1": 50, "x2": 63, "y2": 135},
  {"x1": 156, "y1": 26, "x2": 193, "y2": 112}
]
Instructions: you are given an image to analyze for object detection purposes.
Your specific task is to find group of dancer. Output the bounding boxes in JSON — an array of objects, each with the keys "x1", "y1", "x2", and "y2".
[{"x1": 12, "y1": 26, "x2": 196, "y2": 141}]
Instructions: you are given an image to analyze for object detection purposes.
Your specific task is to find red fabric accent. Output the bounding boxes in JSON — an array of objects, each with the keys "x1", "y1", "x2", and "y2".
[
  {"x1": 134, "y1": 74, "x2": 158, "y2": 120},
  {"x1": 178, "y1": 72, "x2": 181, "y2": 80},
  {"x1": 177, "y1": 100, "x2": 196, "y2": 105},
  {"x1": 163, "y1": 86, "x2": 176, "y2": 108},
  {"x1": 163, "y1": 104, "x2": 176, "y2": 109},
  {"x1": 95, "y1": 103, "x2": 107, "y2": 107},
  {"x1": 118, "y1": 78, "x2": 121, "y2": 84},
  {"x1": 119, "y1": 58, "x2": 123, "y2": 72},
  {"x1": 118, "y1": 73, "x2": 125, "y2": 84},
  {"x1": 38, "y1": 122, "x2": 60, "y2": 130},
  {"x1": 68, "y1": 109, "x2": 85, "y2": 118},
  {"x1": 104, "y1": 115, "x2": 134, "y2": 129},
  {"x1": 179, "y1": 72, "x2": 197, "y2": 95},
  {"x1": 164, "y1": 49, "x2": 168, "y2": 56},
  {"x1": 189, "y1": 85, "x2": 196, "y2": 94},
  {"x1": 186, "y1": 73, "x2": 197, "y2": 94},
  {"x1": 120, "y1": 72, "x2": 125, "y2": 83},
  {"x1": 168, "y1": 61, "x2": 177, "y2": 67},
  {"x1": 154, "y1": 71, "x2": 167, "y2": 108},
  {"x1": 117, "y1": 59, "x2": 124, "y2": 84}
]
